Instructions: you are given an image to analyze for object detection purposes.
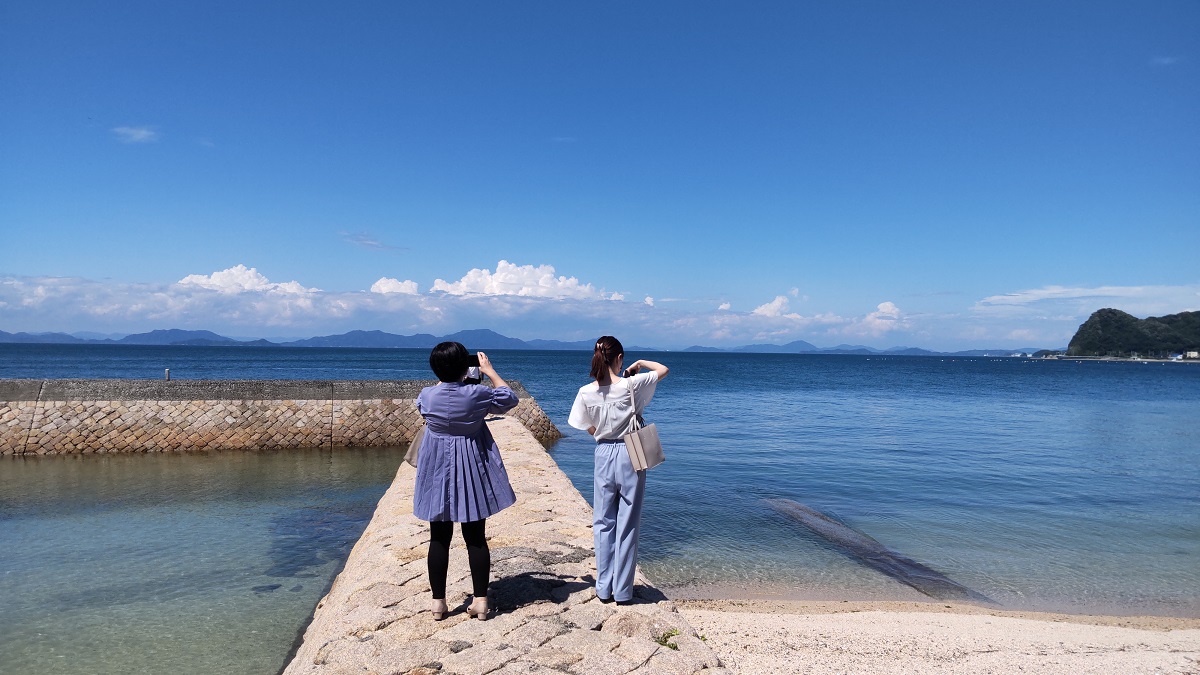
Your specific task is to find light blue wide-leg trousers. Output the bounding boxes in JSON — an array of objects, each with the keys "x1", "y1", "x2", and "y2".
[{"x1": 593, "y1": 440, "x2": 646, "y2": 602}]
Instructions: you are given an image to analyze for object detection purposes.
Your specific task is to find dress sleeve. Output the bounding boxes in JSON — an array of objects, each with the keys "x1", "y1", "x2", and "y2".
[
  {"x1": 486, "y1": 385, "x2": 519, "y2": 414},
  {"x1": 567, "y1": 389, "x2": 592, "y2": 431},
  {"x1": 416, "y1": 387, "x2": 430, "y2": 417},
  {"x1": 630, "y1": 371, "x2": 659, "y2": 413}
]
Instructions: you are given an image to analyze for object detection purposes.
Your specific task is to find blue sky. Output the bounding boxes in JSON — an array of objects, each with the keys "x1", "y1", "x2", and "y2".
[{"x1": 2, "y1": 1, "x2": 1197, "y2": 350}]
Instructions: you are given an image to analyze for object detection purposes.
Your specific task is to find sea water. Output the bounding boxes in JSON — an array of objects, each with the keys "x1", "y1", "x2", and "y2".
[
  {"x1": 0, "y1": 443, "x2": 404, "y2": 675},
  {"x1": 2, "y1": 344, "x2": 1198, "y2": 673}
]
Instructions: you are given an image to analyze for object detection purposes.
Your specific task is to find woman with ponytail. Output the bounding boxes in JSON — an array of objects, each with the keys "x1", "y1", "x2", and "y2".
[{"x1": 567, "y1": 336, "x2": 669, "y2": 604}]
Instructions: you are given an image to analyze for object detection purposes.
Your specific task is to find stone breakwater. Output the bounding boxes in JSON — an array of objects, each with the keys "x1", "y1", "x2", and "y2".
[
  {"x1": 284, "y1": 415, "x2": 724, "y2": 675},
  {"x1": 0, "y1": 379, "x2": 560, "y2": 456}
]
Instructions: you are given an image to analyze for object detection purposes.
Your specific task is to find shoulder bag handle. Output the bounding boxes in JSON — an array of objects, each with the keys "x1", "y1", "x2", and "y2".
[{"x1": 625, "y1": 378, "x2": 646, "y2": 431}]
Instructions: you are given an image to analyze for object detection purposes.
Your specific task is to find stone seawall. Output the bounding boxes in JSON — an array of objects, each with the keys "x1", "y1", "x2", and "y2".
[{"x1": 0, "y1": 379, "x2": 561, "y2": 456}]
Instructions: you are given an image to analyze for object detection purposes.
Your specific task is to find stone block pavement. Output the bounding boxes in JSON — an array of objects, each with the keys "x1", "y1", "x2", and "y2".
[{"x1": 284, "y1": 415, "x2": 728, "y2": 675}]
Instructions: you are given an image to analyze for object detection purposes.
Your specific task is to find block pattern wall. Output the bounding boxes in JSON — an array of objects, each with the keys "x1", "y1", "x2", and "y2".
[{"x1": 0, "y1": 380, "x2": 561, "y2": 456}]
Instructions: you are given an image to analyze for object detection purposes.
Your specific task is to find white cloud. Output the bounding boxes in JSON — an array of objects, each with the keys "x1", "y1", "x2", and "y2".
[
  {"x1": 854, "y1": 301, "x2": 908, "y2": 337},
  {"x1": 112, "y1": 126, "x2": 159, "y2": 143},
  {"x1": 973, "y1": 284, "x2": 1200, "y2": 317},
  {"x1": 0, "y1": 262, "x2": 636, "y2": 338},
  {"x1": 1005, "y1": 328, "x2": 1039, "y2": 342},
  {"x1": 1150, "y1": 56, "x2": 1181, "y2": 66},
  {"x1": 370, "y1": 277, "x2": 419, "y2": 294},
  {"x1": 752, "y1": 295, "x2": 791, "y2": 317},
  {"x1": 723, "y1": 293, "x2": 909, "y2": 341},
  {"x1": 177, "y1": 264, "x2": 319, "y2": 295},
  {"x1": 684, "y1": 303, "x2": 849, "y2": 344},
  {"x1": 431, "y1": 260, "x2": 599, "y2": 299},
  {"x1": 341, "y1": 231, "x2": 402, "y2": 251},
  {"x1": 789, "y1": 287, "x2": 800, "y2": 297},
  {"x1": 10, "y1": 266, "x2": 1194, "y2": 352}
]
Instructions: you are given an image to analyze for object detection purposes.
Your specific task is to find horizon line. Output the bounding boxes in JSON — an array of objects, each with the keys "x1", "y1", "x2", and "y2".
[{"x1": 0, "y1": 326, "x2": 1064, "y2": 355}]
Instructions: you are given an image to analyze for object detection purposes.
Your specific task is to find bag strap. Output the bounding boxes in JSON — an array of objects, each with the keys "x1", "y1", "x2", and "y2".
[{"x1": 625, "y1": 378, "x2": 646, "y2": 430}]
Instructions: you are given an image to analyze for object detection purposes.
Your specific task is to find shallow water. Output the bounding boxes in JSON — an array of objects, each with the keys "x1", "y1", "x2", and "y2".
[
  {"x1": 0, "y1": 445, "x2": 404, "y2": 675},
  {"x1": 2, "y1": 345, "x2": 1198, "y2": 672},
  {"x1": 510, "y1": 350, "x2": 1200, "y2": 617}
]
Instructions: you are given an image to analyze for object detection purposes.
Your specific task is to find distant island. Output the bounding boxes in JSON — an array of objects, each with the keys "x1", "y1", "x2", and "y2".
[
  {"x1": 1066, "y1": 308, "x2": 1200, "y2": 358},
  {"x1": 0, "y1": 327, "x2": 1054, "y2": 357}
]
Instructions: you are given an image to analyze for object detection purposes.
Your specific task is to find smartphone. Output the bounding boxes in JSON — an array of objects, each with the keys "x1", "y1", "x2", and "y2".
[{"x1": 464, "y1": 354, "x2": 482, "y2": 384}]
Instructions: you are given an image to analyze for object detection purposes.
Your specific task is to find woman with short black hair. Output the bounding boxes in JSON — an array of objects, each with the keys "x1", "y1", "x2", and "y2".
[{"x1": 414, "y1": 341, "x2": 518, "y2": 621}]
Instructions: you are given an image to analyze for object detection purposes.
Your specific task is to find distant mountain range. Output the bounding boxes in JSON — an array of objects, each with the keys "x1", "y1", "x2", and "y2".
[
  {"x1": 683, "y1": 340, "x2": 1045, "y2": 357},
  {"x1": 0, "y1": 327, "x2": 1054, "y2": 356}
]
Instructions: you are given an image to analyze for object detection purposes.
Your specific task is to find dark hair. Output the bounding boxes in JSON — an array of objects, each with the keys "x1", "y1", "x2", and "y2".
[
  {"x1": 429, "y1": 341, "x2": 470, "y2": 382},
  {"x1": 590, "y1": 335, "x2": 624, "y2": 381}
]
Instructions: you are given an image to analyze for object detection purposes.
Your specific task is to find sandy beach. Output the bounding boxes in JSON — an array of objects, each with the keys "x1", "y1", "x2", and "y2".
[{"x1": 677, "y1": 598, "x2": 1200, "y2": 674}]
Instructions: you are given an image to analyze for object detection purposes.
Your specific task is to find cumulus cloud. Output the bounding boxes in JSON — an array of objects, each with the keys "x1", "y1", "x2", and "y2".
[
  {"x1": 752, "y1": 295, "x2": 792, "y2": 317},
  {"x1": 12, "y1": 265, "x2": 1188, "y2": 351},
  {"x1": 684, "y1": 299, "x2": 847, "y2": 344},
  {"x1": 855, "y1": 301, "x2": 908, "y2": 336},
  {"x1": 729, "y1": 292, "x2": 909, "y2": 340},
  {"x1": 177, "y1": 265, "x2": 318, "y2": 295},
  {"x1": 112, "y1": 126, "x2": 159, "y2": 143},
  {"x1": 0, "y1": 261, "x2": 639, "y2": 338},
  {"x1": 431, "y1": 260, "x2": 599, "y2": 299},
  {"x1": 370, "y1": 277, "x2": 419, "y2": 294}
]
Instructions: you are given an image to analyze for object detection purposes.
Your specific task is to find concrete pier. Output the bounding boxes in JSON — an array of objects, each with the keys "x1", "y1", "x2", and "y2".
[
  {"x1": 283, "y1": 416, "x2": 725, "y2": 675},
  {"x1": 0, "y1": 379, "x2": 560, "y2": 455}
]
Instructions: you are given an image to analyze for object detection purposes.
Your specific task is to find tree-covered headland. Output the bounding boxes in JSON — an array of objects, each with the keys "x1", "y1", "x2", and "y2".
[{"x1": 1067, "y1": 309, "x2": 1200, "y2": 357}]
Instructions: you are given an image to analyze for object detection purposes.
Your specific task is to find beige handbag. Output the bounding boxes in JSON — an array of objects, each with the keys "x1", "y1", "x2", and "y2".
[
  {"x1": 623, "y1": 382, "x2": 665, "y2": 471},
  {"x1": 404, "y1": 421, "x2": 425, "y2": 467}
]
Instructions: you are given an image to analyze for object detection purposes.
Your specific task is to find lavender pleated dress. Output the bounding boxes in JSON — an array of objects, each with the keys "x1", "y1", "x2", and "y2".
[{"x1": 412, "y1": 382, "x2": 519, "y2": 522}]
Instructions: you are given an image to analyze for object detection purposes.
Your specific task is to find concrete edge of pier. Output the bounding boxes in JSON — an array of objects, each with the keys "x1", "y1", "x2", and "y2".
[{"x1": 282, "y1": 416, "x2": 726, "y2": 675}]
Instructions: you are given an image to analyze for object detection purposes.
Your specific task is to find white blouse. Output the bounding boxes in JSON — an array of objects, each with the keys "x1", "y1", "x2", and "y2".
[{"x1": 568, "y1": 371, "x2": 659, "y2": 441}]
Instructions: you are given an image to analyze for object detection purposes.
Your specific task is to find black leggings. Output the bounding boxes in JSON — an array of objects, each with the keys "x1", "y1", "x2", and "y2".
[{"x1": 428, "y1": 519, "x2": 490, "y2": 600}]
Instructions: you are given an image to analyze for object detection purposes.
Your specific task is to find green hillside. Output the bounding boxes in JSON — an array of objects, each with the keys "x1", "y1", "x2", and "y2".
[{"x1": 1067, "y1": 308, "x2": 1200, "y2": 357}]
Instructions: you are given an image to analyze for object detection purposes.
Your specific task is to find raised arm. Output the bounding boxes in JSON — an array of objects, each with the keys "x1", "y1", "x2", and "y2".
[
  {"x1": 476, "y1": 352, "x2": 510, "y2": 389},
  {"x1": 624, "y1": 358, "x2": 669, "y2": 380}
]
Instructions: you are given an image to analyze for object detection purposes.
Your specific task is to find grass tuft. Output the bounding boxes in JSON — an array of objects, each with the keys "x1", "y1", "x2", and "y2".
[{"x1": 655, "y1": 628, "x2": 681, "y2": 650}]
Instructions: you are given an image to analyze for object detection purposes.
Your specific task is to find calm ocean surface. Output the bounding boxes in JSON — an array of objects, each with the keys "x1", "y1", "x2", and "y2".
[{"x1": 2, "y1": 344, "x2": 1198, "y2": 673}]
